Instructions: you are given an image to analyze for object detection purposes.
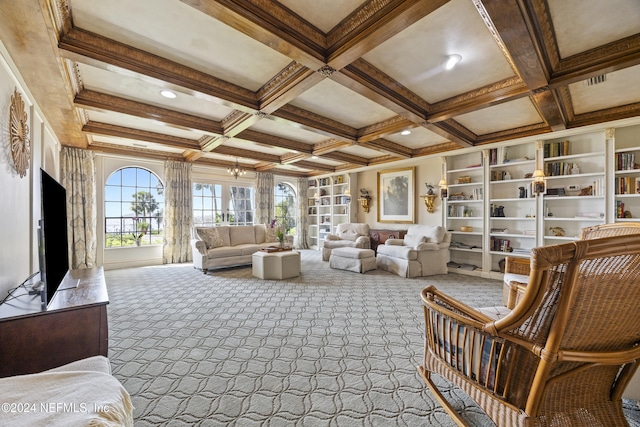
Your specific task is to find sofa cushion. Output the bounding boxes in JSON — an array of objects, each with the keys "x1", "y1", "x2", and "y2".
[
  {"x1": 217, "y1": 226, "x2": 231, "y2": 246},
  {"x1": 404, "y1": 234, "x2": 427, "y2": 248},
  {"x1": 377, "y1": 244, "x2": 418, "y2": 260},
  {"x1": 254, "y1": 224, "x2": 267, "y2": 244},
  {"x1": 230, "y1": 225, "x2": 257, "y2": 245},
  {"x1": 335, "y1": 223, "x2": 369, "y2": 241},
  {"x1": 206, "y1": 246, "x2": 243, "y2": 259}
]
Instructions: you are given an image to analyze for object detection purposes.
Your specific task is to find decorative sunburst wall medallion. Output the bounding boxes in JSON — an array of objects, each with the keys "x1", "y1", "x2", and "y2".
[{"x1": 9, "y1": 89, "x2": 30, "y2": 178}]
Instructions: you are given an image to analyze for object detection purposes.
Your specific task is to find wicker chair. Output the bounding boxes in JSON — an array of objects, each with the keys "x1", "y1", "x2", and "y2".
[
  {"x1": 503, "y1": 222, "x2": 640, "y2": 309},
  {"x1": 418, "y1": 234, "x2": 640, "y2": 426}
]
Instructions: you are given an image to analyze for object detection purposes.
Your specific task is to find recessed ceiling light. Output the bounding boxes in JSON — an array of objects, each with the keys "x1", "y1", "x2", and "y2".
[
  {"x1": 312, "y1": 156, "x2": 318, "y2": 159},
  {"x1": 160, "y1": 90, "x2": 177, "y2": 99},
  {"x1": 443, "y1": 54, "x2": 462, "y2": 70},
  {"x1": 401, "y1": 130, "x2": 411, "y2": 136}
]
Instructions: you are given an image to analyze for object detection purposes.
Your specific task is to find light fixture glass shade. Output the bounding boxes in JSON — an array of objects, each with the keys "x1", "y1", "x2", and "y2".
[
  {"x1": 439, "y1": 179, "x2": 448, "y2": 199},
  {"x1": 444, "y1": 54, "x2": 462, "y2": 70},
  {"x1": 532, "y1": 169, "x2": 546, "y2": 195}
]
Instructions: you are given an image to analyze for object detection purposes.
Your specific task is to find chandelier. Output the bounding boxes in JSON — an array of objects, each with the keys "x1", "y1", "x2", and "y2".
[{"x1": 227, "y1": 158, "x2": 247, "y2": 179}]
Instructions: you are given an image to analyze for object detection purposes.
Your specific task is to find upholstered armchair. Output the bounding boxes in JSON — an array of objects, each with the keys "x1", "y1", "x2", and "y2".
[
  {"x1": 321, "y1": 223, "x2": 371, "y2": 261},
  {"x1": 376, "y1": 224, "x2": 450, "y2": 277},
  {"x1": 503, "y1": 222, "x2": 640, "y2": 308},
  {"x1": 419, "y1": 234, "x2": 640, "y2": 426}
]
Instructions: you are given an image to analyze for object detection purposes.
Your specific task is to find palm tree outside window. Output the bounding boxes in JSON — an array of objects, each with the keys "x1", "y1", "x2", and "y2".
[{"x1": 274, "y1": 183, "x2": 296, "y2": 239}]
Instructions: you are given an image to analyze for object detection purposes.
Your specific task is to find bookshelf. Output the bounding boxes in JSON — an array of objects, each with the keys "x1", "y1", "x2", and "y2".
[
  {"x1": 445, "y1": 151, "x2": 485, "y2": 274},
  {"x1": 442, "y1": 128, "x2": 631, "y2": 278},
  {"x1": 307, "y1": 173, "x2": 357, "y2": 250},
  {"x1": 613, "y1": 124, "x2": 640, "y2": 222}
]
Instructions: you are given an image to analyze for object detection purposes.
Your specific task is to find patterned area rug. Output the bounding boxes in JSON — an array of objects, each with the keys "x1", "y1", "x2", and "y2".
[{"x1": 105, "y1": 250, "x2": 640, "y2": 426}]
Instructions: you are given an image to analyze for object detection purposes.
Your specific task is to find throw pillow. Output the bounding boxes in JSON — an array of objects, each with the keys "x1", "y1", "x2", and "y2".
[
  {"x1": 265, "y1": 224, "x2": 279, "y2": 243},
  {"x1": 423, "y1": 226, "x2": 445, "y2": 243},
  {"x1": 404, "y1": 234, "x2": 427, "y2": 248},
  {"x1": 196, "y1": 228, "x2": 224, "y2": 249},
  {"x1": 209, "y1": 228, "x2": 225, "y2": 248}
]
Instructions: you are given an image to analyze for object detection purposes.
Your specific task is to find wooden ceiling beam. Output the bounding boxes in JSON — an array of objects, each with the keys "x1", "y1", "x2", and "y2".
[
  {"x1": 293, "y1": 160, "x2": 336, "y2": 172},
  {"x1": 358, "y1": 116, "x2": 416, "y2": 142},
  {"x1": 75, "y1": 89, "x2": 224, "y2": 134},
  {"x1": 359, "y1": 138, "x2": 413, "y2": 158},
  {"x1": 426, "y1": 120, "x2": 475, "y2": 148},
  {"x1": 88, "y1": 141, "x2": 184, "y2": 161},
  {"x1": 82, "y1": 121, "x2": 201, "y2": 150},
  {"x1": 213, "y1": 145, "x2": 280, "y2": 163},
  {"x1": 312, "y1": 139, "x2": 353, "y2": 156},
  {"x1": 270, "y1": 105, "x2": 358, "y2": 141},
  {"x1": 427, "y1": 77, "x2": 530, "y2": 122},
  {"x1": 180, "y1": 0, "x2": 326, "y2": 70},
  {"x1": 476, "y1": 0, "x2": 566, "y2": 130},
  {"x1": 59, "y1": 27, "x2": 258, "y2": 110},
  {"x1": 326, "y1": 0, "x2": 450, "y2": 70},
  {"x1": 257, "y1": 62, "x2": 325, "y2": 114},
  {"x1": 321, "y1": 151, "x2": 369, "y2": 166},
  {"x1": 235, "y1": 129, "x2": 313, "y2": 153},
  {"x1": 334, "y1": 60, "x2": 427, "y2": 124}
]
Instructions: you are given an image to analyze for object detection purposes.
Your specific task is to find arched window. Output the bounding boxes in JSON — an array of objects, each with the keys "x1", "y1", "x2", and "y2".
[
  {"x1": 274, "y1": 183, "x2": 296, "y2": 235},
  {"x1": 105, "y1": 167, "x2": 164, "y2": 247}
]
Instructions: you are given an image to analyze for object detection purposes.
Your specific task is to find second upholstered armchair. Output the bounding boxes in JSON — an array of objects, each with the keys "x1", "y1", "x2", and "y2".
[
  {"x1": 376, "y1": 224, "x2": 450, "y2": 277},
  {"x1": 321, "y1": 223, "x2": 371, "y2": 261}
]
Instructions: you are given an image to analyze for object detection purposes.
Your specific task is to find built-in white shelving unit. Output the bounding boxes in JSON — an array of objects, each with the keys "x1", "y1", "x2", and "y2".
[
  {"x1": 443, "y1": 125, "x2": 639, "y2": 279},
  {"x1": 307, "y1": 173, "x2": 357, "y2": 250}
]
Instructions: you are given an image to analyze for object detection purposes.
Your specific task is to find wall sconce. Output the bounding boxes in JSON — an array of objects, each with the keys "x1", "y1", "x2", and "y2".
[
  {"x1": 439, "y1": 179, "x2": 448, "y2": 199},
  {"x1": 421, "y1": 183, "x2": 438, "y2": 213},
  {"x1": 357, "y1": 189, "x2": 372, "y2": 213},
  {"x1": 532, "y1": 169, "x2": 546, "y2": 195}
]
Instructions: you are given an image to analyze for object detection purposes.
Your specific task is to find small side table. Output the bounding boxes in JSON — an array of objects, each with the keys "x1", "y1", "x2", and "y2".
[{"x1": 252, "y1": 251, "x2": 301, "y2": 279}]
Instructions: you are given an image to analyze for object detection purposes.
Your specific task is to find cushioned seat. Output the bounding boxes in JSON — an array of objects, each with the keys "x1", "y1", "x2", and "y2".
[
  {"x1": 376, "y1": 225, "x2": 450, "y2": 277},
  {"x1": 322, "y1": 223, "x2": 371, "y2": 261},
  {"x1": 329, "y1": 247, "x2": 376, "y2": 273}
]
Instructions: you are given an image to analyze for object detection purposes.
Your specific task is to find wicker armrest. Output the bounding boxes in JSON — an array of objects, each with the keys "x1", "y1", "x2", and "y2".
[
  {"x1": 420, "y1": 286, "x2": 511, "y2": 393},
  {"x1": 421, "y1": 286, "x2": 494, "y2": 327},
  {"x1": 505, "y1": 256, "x2": 531, "y2": 276}
]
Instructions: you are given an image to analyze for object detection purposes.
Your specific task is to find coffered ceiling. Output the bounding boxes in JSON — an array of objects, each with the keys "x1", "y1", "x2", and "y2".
[{"x1": 2, "y1": 0, "x2": 640, "y2": 177}]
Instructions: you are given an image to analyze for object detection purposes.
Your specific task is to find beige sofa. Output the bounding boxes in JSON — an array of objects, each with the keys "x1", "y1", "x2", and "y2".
[
  {"x1": 321, "y1": 223, "x2": 371, "y2": 261},
  {"x1": 192, "y1": 224, "x2": 277, "y2": 273},
  {"x1": 376, "y1": 224, "x2": 450, "y2": 277}
]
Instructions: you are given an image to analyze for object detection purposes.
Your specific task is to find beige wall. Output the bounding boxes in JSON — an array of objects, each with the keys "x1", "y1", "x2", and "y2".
[
  {"x1": 0, "y1": 42, "x2": 59, "y2": 298},
  {"x1": 355, "y1": 156, "x2": 444, "y2": 229}
]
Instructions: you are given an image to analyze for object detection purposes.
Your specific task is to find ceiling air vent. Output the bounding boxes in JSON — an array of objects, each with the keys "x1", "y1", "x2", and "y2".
[{"x1": 585, "y1": 74, "x2": 607, "y2": 86}]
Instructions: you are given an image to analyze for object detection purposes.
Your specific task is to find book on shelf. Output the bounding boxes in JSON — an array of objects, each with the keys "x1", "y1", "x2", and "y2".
[
  {"x1": 491, "y1": 228, "x2": 508, "y2": 234},
  {"x1": 575, "y1": 212, "x2": 604, "y2": 219},
  {"x1": 523, "y1": 229, "x2": 536, "y2": 235},
  {"x1": 616, "y1": 152, "x2": 637, "y2": 171},
  {"x1": 615, "y1": 176, "x2": 640, "y2": 195},
  {"x1": 544, "y1": 140, "x2": 570, "y2": 158},
  {"x1": 447, "y1": 261, "x2": 478, "y2": 271}
]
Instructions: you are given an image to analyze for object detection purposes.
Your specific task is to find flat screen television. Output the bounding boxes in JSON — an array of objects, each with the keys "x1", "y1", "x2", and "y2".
[{"x1": 39, "y1": 168, "x2": 69, "y2": 306}]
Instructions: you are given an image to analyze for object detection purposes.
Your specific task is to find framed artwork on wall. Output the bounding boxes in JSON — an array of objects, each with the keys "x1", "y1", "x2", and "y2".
[{"x1": 377, "y1": 166, "x2": 415, "y2": 223}]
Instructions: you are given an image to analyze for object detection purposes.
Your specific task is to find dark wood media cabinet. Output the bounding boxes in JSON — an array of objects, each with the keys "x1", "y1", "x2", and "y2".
[
  {"x1": 369, "y1": 229, "x2": 407, "y2": 254},
  {"x1": 0, "y1": 267, "x2": 108, "y2": 378}
]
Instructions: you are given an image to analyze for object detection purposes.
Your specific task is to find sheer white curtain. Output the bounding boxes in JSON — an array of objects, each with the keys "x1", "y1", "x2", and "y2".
[
  {"x1": 163, "y1": 161, "x2": 192, "y2": 264},
  {"x1": 296, "y1": 177, "x2": 309, "y2": 249},
  {"x1": 60, "y1": 147, "x2": 97, "y2": 269},
  {"x1": 255, "y1": 172, "x2": 274, "y2": 225}
]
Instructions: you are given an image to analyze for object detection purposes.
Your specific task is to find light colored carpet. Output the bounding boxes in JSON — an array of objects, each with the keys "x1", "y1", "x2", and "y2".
[{"x1": 105, "y1": 250, "x2": 640, "y2": 426}]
